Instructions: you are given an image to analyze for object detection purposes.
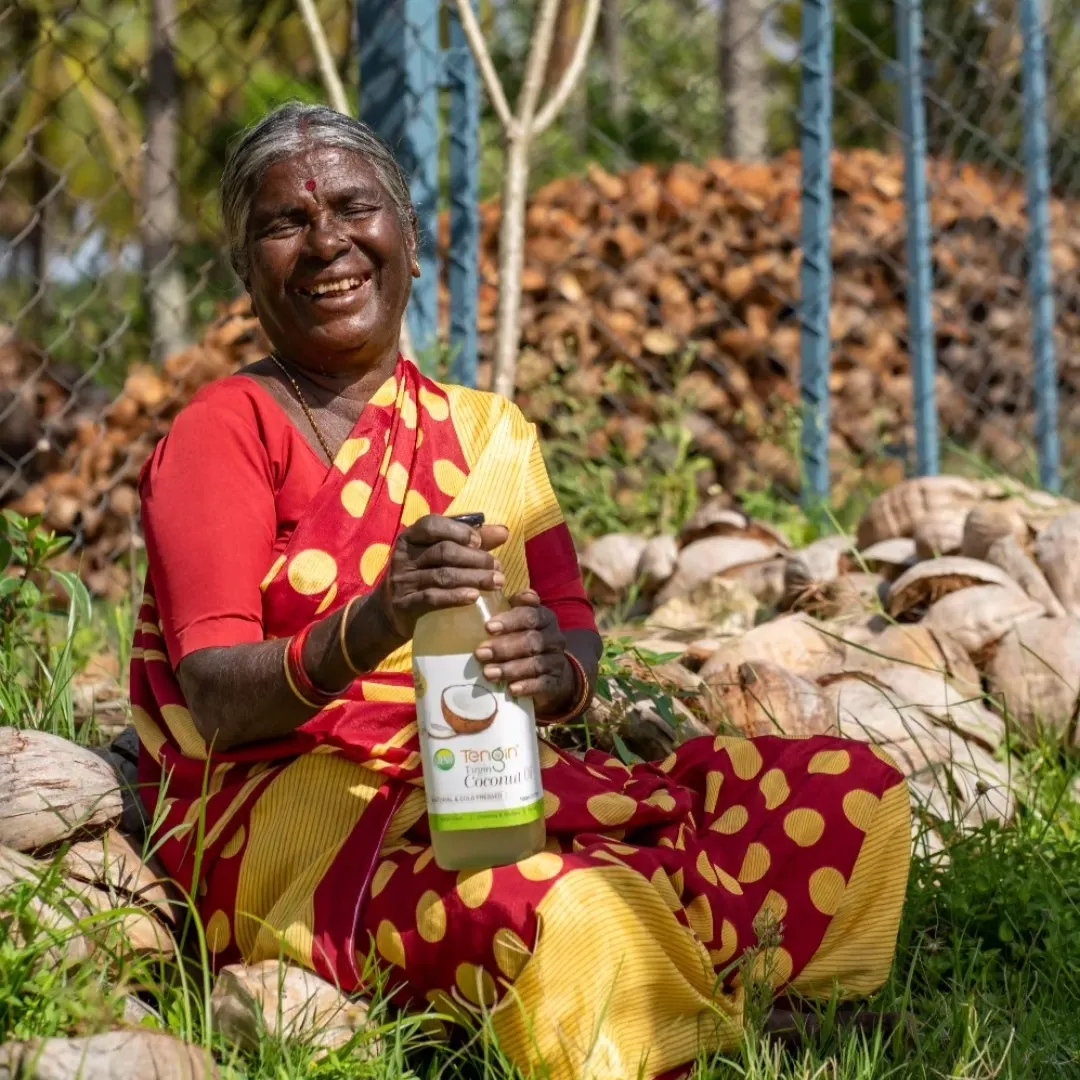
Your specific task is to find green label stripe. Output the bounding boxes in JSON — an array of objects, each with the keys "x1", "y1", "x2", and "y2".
[{"x1": 430, "y1": 801, "x2": 544, "y2": 832}]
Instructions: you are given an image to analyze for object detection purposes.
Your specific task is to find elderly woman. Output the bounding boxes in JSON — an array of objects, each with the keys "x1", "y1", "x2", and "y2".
[{"x1": 131, "y1": 103, "x2": 910, "y2": 1078}]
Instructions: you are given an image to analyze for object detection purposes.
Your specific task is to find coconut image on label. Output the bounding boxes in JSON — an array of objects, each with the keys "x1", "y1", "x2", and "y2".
[{"x1": 439, "y1": 684, "x2": 499, "y2": 735}]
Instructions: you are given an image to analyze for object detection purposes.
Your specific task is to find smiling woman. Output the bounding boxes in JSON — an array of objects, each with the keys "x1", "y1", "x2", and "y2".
[{"x1": 129, "y1": 103, "x2": 911, "y2": 1080}]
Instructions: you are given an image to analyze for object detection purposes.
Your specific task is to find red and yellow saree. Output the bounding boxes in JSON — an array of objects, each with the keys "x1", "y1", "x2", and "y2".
[{"x1": 131, "y1": 358, "x2": 910, "y2": 1080}]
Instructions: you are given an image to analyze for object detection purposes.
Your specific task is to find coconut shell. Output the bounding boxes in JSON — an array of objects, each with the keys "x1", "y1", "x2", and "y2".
[
  {"x1": 679, "y1": 501, "x2": 791, "y2": 549},
  {"x1": 1035, "y1": 511, "x2": 1080, "y2": 617},
  {"x1": 635, "y1": 534, "x2": 679, "y2": 594},
  {"x1": 729, "y1": 556, "x2": 786, "y2": 607},
  {"x1": 987, "y1": 616, "x2": 1080, "y2": 743},
  {"x1": 908, "y1": 744, "x2": 1016, "y2": 833},
  {"x1": 645, "y1": 576, "x2": 759, "y2": 637},
  {"x1": 886, "y1": 556, "x2": 1017, "y2": 620},
  {"x1": 913, "y1": 507, "x2": 967, "y2": 559},
  {"x1": 580, "y1": 533, "x2": 649, "y2": 602},
  {"x1": 857, "y1": 537, "x2": 918, "y2": 580},
  {"x1": 655, "y1": 536, "x2": 780, "y2": 604},
  {"x1": 0, "y1": 728, "x2": 122, "y2": 852},
  {"x1": 984, "y1": 535, "x2": 1065, "y2": 616},
  {"x1": 780, "y1": 535, "x2": 855, "y2": 610},
  {"x1": 0, "y1": 1032, "x2": 216, "y2": 1080},
  {"x1": 960, "y1": 501, "x2": 1030, "y2": 560},
  {"x1": 924, "y1": 583, "x2": 1046, "y2": 655},
  {"x1": 855, "y1": 475, "x2": 984, "y2": 548},
  {"x1": 698, "y1": 613, "x2": 844, "y2": 680},
  {"x1": 811, "y1": 573, "x2": 887, "y2": 619},
  {"x1": 702, "y1": 660, "x2": 834, "y2": 737}
]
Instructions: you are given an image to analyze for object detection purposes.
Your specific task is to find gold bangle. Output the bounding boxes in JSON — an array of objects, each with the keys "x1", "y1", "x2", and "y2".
[
  {"x1": 282, "y1": 642, "x2": 321, "y2": 709},
  {"x1": 538, "y1": 653, "x2": 592, "y2": 724},
  {"x1": 339, "y1": 594, "x2": 366, "y2": 676}
]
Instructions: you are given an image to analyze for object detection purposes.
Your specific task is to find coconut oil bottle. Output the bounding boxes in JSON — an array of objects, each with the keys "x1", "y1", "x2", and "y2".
[{"x1": 412, "y1": 519, "x2": 546, "y2": 871}]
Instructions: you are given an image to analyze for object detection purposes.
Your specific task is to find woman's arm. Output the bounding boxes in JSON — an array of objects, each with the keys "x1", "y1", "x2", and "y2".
[{"x1": 178, "y1": 518, "x2": 507, "y2": 751}]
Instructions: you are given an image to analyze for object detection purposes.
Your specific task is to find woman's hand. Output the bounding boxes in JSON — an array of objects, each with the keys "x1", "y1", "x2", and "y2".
[
  {"x1": 378, "y1": 515, "x2": 509, "y2": 639},
  {"x1": 474, "y1": 590, "x2": 576, "y2": 720}
]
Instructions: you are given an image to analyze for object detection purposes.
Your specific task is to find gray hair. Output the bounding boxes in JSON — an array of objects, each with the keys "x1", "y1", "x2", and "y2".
[{"x1": 220, "y1": 102, "x2": 415, "y2": 281}]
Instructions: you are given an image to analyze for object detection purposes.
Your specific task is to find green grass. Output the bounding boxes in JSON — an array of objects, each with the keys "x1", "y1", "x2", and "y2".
[{"x1": 5, "y1": 513, "x2": 1080, "y2": 1078}]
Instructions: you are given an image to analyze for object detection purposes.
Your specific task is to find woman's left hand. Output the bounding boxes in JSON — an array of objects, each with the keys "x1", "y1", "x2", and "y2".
[{"x1": 473, "y1": 590, "x2": 576, "y2": 719}]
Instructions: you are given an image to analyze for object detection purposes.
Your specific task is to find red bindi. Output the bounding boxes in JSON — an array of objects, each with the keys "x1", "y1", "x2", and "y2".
[{"x1": 305, "y1": 179, "x2": 317, "y2": 192}]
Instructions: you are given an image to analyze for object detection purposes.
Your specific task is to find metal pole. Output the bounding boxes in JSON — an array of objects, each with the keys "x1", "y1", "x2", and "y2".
[
  {"x1": 1019, "y1": 0, "x2": 1061, "y2": 491},
  {"x1": 447, "y1": 3, "x2": 480, "y2": 388},
  {"x1": 358, "y1": 0, "x2": 441, "y2": 371},
  {"x1": 798, "y1": 0, "x2": 834, "y2": 505},
  {"x1": 896, "y1": 0, "x2": 938, "y2": 477}
]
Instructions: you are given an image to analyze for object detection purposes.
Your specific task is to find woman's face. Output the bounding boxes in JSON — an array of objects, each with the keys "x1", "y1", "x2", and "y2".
[{"x1": 244, "y1": 143, "x2": 417, "y2": 375}]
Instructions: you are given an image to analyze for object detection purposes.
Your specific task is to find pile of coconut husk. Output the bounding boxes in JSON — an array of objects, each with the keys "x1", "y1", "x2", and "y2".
[
  {"x1": 579, "y1": 474, "x2": 1080, "y2": 854},
  {"x1": 0, "y1": 725, "x2": 380, "y2": 1077}
]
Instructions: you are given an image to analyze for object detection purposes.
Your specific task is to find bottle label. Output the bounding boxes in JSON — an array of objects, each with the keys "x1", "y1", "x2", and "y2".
[{"x1": 414, "y1": 652, "x2": 544, "y2": 832}]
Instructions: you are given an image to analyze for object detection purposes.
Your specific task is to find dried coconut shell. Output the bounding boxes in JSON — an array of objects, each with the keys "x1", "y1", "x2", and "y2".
[
  {"x1": 855, "y1": 475, "x2": 983, "y2": 549},
  {"x1": 635, "y1": 535, "x2": 679, "y2": 594},
  {"x1": 781, "y1": 535, "x2": 855, "y2": 610},
  {"x1": 960, "y1": 502, "x2": 1029, "y2": 560},
  {"x1": 923, "y1": 583, "x2": 1045, "y2": 655},
  {"x1": 908, "y1": 745, "x2": 1016, "y2": 833},
  {"x1": 983, "y1": 535, "x2": 1065, "y2": 616},
  {"x1": 698, "y1": 613, "x2": 845, "y2": 681},
  {"x1": 702, "y1": 660, "x2": 834, "y2": 737},
  {"x1": 654, "y1": 536, "x2": 780, "y2": 604},
  {"x1": 1035, "y1": 511, "x2": 1080, "y2": 617},
  {"x1": 913, "y1": 507, "x2": 967, "y2": 559},
  {"x1": 886, "y1": 556, "x2": 1017, "y2": 620},
  {"x1": 580, "y1": 533, "x2": 649, "y2": 603},
  {"x1": 729, "y1": 556, "x2": 786, "y2": 607},
  {"x1": 645, "y1": 576, "x2": 759, "y2": 637},
  {"x1": 857, "y1": 537, "x2": 918, "y2": 580},
  {"x1": 987, "y1": 616, "x2": 1080, "y2": 743},
  {"x1": 679, "y1": 501, "x2": 791, "y2": 549}
]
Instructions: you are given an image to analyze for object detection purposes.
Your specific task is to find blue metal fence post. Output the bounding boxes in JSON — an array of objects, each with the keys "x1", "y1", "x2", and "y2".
[
  {"x1": 446, "y1": 1, "x2": 480, "y2": 389},
  {"x1": 1019, "y1": 0, "x2": 1061, "y2": 492},
  {"x1": 798, "y1": 0, "x2": 834, "y2": 505},
  {"x1": 358, "y1": 0, "x2": 441, "y2": 370},
  {"x1": 896, "y1": 0, "x2": 939, "y2": 477}
]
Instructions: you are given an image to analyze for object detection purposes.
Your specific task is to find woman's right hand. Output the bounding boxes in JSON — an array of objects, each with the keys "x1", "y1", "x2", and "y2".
[{"x1": 377, "y1": 515, "x2": 509, "y2": 639}]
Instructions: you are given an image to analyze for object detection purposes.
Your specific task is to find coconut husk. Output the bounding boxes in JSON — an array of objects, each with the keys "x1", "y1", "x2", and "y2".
[
  {"x1": 679, "y1": 501, "x2": 791, "y2": 549},
  {"x1": 729, "y1": 556, "x2": 786, "y2": 607},
  {"x1": 1034, "y1": 511, "x2": 1080, "y2": 617},
  {"x1": 645, "y1": 575, "x2": 759, "y2": 637},
  {"x1": 857, "y1": 537, "x2": 919, "y2": 580},
  {"x1": 701, "y1": 660, "x2": 834, "y2": 737},
  {"x1": 654, "y1": 536, "x2": 780, "y2": 604},
  {"x1": 913, "y1": 507, "x2": 967, "y2": 559},
  {"x1": 984, "y1": 534, "x2": 1065, "y2": 616},
  {"x1": 960, "y1": 501, "x2": 1030, "y2": 560},
  {"x1": 579, "y1": 533, "x2": 649, "y2": 603},
  {"x1": 0, "y1": 1031, "x2": 216, "y2": 1080},
  {"x1": 799, "y1": 572, "x2": 887, "y2": 620},
  {"x1": 0, "y1": 728, "x2": 122, "y2": 851},
  {"x1": 855, "y1": 476, "x2": 984, "y2": 549},
  {"x1": 635, "y1": 534, "x2": 679, "y2": 594},
  {"x1": 908, "y1": 744, "x2": 1016, "y2": 833},
  {"x1": 838, "y1": 621, "x2": 962, "y2": 679},
  {"x1": 886, "y1": 556, "x2": 1017, "y2": 620},
  {"x1": 923, "y1": 583, "x2": 1046, "y2": 655},
  {"x1": 698, "y1": 613, "x2": 845, "y2": 680},
  {"x1": 780, "y1": 535, "x2": 855, "y2": 610},
  {"x1": 987, "y1": 616, "x2": 1080, "y2": 743}
]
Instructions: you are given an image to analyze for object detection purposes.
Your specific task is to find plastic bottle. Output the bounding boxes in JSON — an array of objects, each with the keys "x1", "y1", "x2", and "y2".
[{"x1": 412, "y1": 514, "x2": 547, "y2": 871}]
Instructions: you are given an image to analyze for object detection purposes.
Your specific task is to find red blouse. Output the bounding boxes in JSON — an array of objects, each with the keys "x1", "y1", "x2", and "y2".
[{"x1": 139, "y1": 376, "x2": 596, "y2": 668}]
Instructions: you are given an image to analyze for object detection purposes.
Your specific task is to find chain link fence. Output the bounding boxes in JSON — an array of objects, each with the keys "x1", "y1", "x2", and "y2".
[{"x1": 1, "y1": 0, "x2": 1078, "y2": 597}]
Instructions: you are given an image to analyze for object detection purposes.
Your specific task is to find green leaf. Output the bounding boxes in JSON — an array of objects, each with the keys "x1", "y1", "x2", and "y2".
[
  {"x1": 50, "y1": 570, "x2": 92, "y2": 626},
  {"x1": 0, "y1": 538, "x2": 11, "y2": 574},
  {"x1": 612, "y1": 733, "x2": 644, "y2": 766}
]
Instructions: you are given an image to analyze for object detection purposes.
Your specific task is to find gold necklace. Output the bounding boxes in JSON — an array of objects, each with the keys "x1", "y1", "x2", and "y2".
[{"x1": 270, "y1": 354, "x2": 335, "y2": 466}]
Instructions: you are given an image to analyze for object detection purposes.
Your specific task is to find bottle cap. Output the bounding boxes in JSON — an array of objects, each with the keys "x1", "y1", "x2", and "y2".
[{"x1": 451, "y1": 512, "x2": 485, "y2": 528}]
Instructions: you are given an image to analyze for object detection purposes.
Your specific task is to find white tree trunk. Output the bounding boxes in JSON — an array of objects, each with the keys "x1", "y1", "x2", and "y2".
[
  {"x1": 720, "y1": 0, "x2": 770, "y2": 162},
  {"x1": 493, "y1": 135, "x2": 532, "y2": 400}
]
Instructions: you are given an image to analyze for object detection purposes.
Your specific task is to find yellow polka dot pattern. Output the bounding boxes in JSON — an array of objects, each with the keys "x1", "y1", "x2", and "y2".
[
  {"x1": 724, "y1": 739, "x2": 764, "y2": 780},
  {"x1": 205, "y1": 909, "x2": 231, "y2": 953},
  {"x1": 455, "y1": 868, "x2": 493, "y2": 909},
  {"x1": 751, "y1": 945, "x2": 793, "y2": 987},
  {"x1": 493, "y1": 928, "x2": 532, "y2": 979},
  {"x1": 716, "y1": 867, "x2": 744, "y2": 895},
  {"x1": 434, "y1": 459, "x2": 467, "y2": 497},
  {"x1": 416, "y1": 890, "x2": 448, "y2": 943},
  {"x1": 784, "y1": 807, "x2": 826, "y2": 847},
  {"x1": 334, "y1": 437, "x2": 370, "y2": 472},
  {"x1": 371, "y1": 860, "x2": 396, "y2": 898},
  {"x1": 538, "y1": 742, "x2": 559, "y2": 769},
  {"x1": 341, "y1": 480, "x2": 373, "y2": 518},
  {"x1": 370, "y1": 376, "x2": 397, "y2": 407},
  {"x1": 360, "y1": 543, "x2": 392, "y2": 586},
  {"x1": 711, "y1": 804, "x2": 749, "y2": 835},
  {"x1": 738, "y1": 842, "x2": 771, "y2": 884},
  {"x1": 401, "y1": 393, "x2": 418, "y2": 430},
  {"x1": 644, "y1": 791, "x2": 677, "y2": 812},
  {"x1": 685, "y1": 894, "x2": 714, "y2": 943},
  {"x1": 456, "y1": 962, "x2": 497, "y2": 1007},
  {"x1": 260, "y1": 554, "x2": 286, "y2": 592},
  {"x1": 871, "y1": 744, "x2": 899, "y2": 769},
  {"x1": 650, "y1": 868, "x2": 683, "y2": 912},
  {"x1": 426, "y1": 988, "x2": 470, "y2": 1027},
  {"x1": 586, "y1": 792, "x2": 638, "y2": 826},
  {"x1": 757, "y1": 889, "x2": 788, "y2": 925},
  {"x1": 809, "y1": 866, "x2": 847, "y2": 916},
  {"x1": 518, "y1": 852, "x2": 563, "y2": 881},
  {"x1": 658, "y1": 753, "x2": 677, "y2": 773},
  {"x1": 402, "y1": 489, "x2": 431, "y2": 526},
  {"x1": 759, "y1": 768, "x2": 790, "y2": 810},
  {"x1": 420, "y1": 386, "x2": 450, "y2": 420},
  {"x1": 376, "y1": 919, "x2": 406, "y2": 967},
  {"x1": 714, "y1": 918, "x2": 739, "y2": 964},
  {"x1": 386, "y1": 461, "x2": 409, "y2": 504},
  {"x1": 843, "y1": 788, "x2": 879, "y2": 831},
  {"x1": 696, "y1": 850, "x2": 718, "y2": 886},
  {"x1": 704, "y1": 771, "x2": 724, "y2": 814},
  {"x1": 287, "y1": 549, "x2": 337, "y2": 595},
  {"x1": 808, "y1": 749, "x2": 851, "y2": 775},
  {"x1": 543, "y1": 790, "x2": 560, "y2": 818}
]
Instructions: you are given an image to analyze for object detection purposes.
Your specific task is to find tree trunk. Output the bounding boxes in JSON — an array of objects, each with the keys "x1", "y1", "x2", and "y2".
[
  {"x1": 142, "y1": 0, "x2": 188, "y2": 364},
  {"x1": 719, "y1": 0, "x2": 770, "y2": 162},
  {"x1": 603, "y1": 0, "x2": 627, "y2": 129},
  {"x1": 492, "y1": 134, "x2": 531, "y2": 400}
]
